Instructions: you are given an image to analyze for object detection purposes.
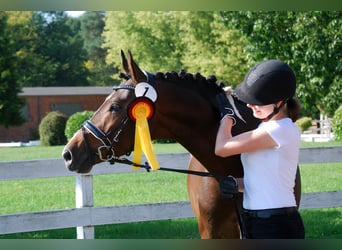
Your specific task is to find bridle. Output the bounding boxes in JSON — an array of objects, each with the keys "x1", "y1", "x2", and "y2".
[
  {"x1": 81, "y1": 72, "x2": 156, "y2": 165},
  {"x1": 81, "y1": 84, "x2": 135, "y2": 165},
  {"x1": 81, "y1": 114, "x2": 129, "y2": 166}
]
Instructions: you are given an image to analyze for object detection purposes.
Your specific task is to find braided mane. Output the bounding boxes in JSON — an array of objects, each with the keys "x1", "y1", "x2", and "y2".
[
  {"x1": 157, "y1": 70, "x2": 227, "y2": 109},
  {"x1": 155, "y1": 70, "x2": 225, "y2": 93},
  {"x1": 119, "y1": 70, "x2": 227, "y2": 107}
]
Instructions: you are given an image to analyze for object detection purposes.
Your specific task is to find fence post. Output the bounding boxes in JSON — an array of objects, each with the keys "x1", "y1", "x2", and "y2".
[{"x1": 75, "y1": 174, "x2": 95, "y2": 239}]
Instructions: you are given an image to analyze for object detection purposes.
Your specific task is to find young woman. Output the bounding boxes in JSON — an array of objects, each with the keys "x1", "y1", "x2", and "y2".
[{"x1": 215, "y1": 59, "x2": 305, "y2": 239}]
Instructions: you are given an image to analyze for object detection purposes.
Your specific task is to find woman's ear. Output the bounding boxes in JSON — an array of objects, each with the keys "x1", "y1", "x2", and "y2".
[{"x1": 276, "y1": 100, "x2": 285, "y2": 108}]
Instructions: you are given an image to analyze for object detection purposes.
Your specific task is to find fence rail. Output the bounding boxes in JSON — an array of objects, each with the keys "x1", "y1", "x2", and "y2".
[{"x1": 1, "y1": 147, "x2": 342, "y2": 239}]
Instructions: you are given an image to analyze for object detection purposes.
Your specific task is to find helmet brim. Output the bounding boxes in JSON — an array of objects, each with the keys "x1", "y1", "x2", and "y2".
[{"x1": 234, "y1": 82, "x2": 268, "y2": 105}]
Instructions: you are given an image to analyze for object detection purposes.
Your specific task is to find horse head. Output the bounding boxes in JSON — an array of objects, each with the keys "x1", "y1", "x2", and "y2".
[{"x1": 62, "y1": 51, "x2": 142, "y2": 173}]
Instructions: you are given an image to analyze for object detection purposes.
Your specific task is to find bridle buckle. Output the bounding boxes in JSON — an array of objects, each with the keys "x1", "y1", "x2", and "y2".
[{"x1": 97, "y1": 145, "x2": 115, "y2": 161}]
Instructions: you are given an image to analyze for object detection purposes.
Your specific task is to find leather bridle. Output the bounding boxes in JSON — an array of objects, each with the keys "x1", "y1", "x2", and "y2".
[
  {"x1": 81, "y1": 71, "x2": 155, "y2": 165},
  {"x1": 81, "y1": 84, "x2": 135, "y2": 165}
]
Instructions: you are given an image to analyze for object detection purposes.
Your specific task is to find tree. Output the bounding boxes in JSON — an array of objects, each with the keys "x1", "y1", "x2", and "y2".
[
  {"x1": 79, "y1": 11, "x2": 118, "y2": 86},
  {"x1": 292, "y1": 12, "x2": 341, "y2": 117},
  {"x1": 103, "y1": 11, "x2": 249, "y2": 85},
  {"x1": 7, "y1": 11, "x2": 92, "y2": 87},
  {"x1": 103, "y1": 11, "x2": 185, "y2": 76},
  {"x1": 220, "y1": 11, "x2": 342, "y2": 118},
  {"x1": 0, "y1": 12, "x2": 25, "y2": 127},
  {"x1": 6, "y1": 11, "x2": 58, "y2": 88},
  {"x1": 9, "y1": 11, "x2": 90, "y2": 87},
  {"x1": 32, "y1": 11, "x2": 90, "y2": 86},
  {"x1": 176, "y1": 11, "x2": 249, "y2": 85}
]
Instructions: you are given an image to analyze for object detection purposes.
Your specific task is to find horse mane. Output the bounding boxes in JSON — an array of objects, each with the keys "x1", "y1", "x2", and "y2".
[
  {"x1": 153, "y1": 71, "x2": 259, "y2": 132},
  {"x1": 120, "y1": 70, "x2": 230, "y2": 111},
  {"x1": 158, "y1": 70, "x2": 229, "y2": 111},
  {"x1": 120, "y1": 70, "x2": 225, "y2": 95},
  {"x1": 155, "y1": 70, "x2": 225, "y2": 95}
]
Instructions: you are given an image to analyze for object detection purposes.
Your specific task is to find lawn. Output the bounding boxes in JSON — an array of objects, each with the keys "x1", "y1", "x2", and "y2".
[{"x1": 0, "y1": 142, "x2": 341, "y2": 239}]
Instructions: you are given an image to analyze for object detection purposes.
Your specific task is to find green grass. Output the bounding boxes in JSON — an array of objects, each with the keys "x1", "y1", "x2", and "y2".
[
  {"x1": 0, "y1": 141, "x2": 341, "y2": 239},
  {"x1": 300, "y1": 162, "x2": 342, "y2": 192},
  {"x1": 300, "y1": 140, "x2": 342, "y2": 148}
]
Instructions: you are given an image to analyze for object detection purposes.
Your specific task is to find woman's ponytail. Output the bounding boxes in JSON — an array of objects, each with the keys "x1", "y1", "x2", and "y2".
[{"x1": 286, "y1": 97, "x2": 301, "y2": 122}]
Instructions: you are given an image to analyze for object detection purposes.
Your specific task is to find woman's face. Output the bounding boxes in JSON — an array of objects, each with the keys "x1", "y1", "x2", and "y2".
[{"x1": 246, "y1": 103, "x2": 276, "y2": 120}]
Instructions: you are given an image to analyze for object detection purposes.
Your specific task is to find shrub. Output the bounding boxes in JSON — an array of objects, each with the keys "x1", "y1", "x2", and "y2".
[
  {"x1": 295, "y1": 116, "x2": 312, "y2": 132},
  {"x1": 332, "y1": 105, "x2": 342, "y2": 141},
  {"x1": 65, "y1": 110, "x2": 94, "y2": 140},
  {"x1": 39, "y1": 111, "x2": 68, "y2": 146}
]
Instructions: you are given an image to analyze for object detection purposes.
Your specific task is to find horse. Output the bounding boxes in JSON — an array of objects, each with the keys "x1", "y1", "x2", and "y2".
[{"x1": 62, "y1": 50, "x2": 301, "y2": 239}]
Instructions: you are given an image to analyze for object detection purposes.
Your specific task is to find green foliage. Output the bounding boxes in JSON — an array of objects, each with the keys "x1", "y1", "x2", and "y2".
[
  {"x1": 220, "y1": 11, "x2": 342, "y2": 118},
  {"x1": 39, "y1": 111, "x2": 67, "y2": 146},
  {"x1": 322, "y1": 75, "x2": 342, "y2": 117},
  {"x1": 7, "y1": 11, "x2": 90, "y2": 87},
  {"x1": 6, "y1": 11, "x2": 57, "y2": 88},
  {"x1": 103, "y1": 11, "x2": 184, "y2": 74},
  {"x1": 65, "y1": 110, "x2": 94, "y2": 140},
  {"x1": 79, "y1": 11, "x2": 118, "y2": 86},
  {"x1": 0, "y1": 12, "x2": 26, "y2": 127},
  {"x1": 295, "y1": 117, "x2": 313, "y2": 132},
  {"x1": 177, "y1": 12, "x2": 249, "y2": 86},
  {"x1": 104, "y1": 11, "x2": 341, "y2": 116},
  {"x1": 103, "y1": 11, "x2": 249, "y2": 85},
  {"x1": 332, "y1": 106, "x2": 342, "y2": 141}
]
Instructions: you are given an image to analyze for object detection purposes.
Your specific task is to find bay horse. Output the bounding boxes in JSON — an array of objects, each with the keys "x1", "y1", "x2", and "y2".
[{"x1": 62, "y1": 51, "x2": 301, "y2": 239}]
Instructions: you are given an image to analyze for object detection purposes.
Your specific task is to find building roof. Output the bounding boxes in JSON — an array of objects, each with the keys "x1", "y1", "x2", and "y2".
[{"x1": 19, "y1": 86, "x2": 114, "y2": 96}]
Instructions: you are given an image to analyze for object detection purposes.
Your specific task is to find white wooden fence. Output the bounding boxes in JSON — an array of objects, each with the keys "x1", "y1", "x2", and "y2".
[
  {"x1": 1, "y1": 147, "x2": 342, "y2": 239},
  {"x1": 301, "y1": 116, "x2": 334, "y2": 142}
]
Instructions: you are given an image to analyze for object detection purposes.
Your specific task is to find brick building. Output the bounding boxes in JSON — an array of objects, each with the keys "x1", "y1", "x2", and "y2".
[{"x1": 0, "y1": 86, "x2": 113, "y2": 142}]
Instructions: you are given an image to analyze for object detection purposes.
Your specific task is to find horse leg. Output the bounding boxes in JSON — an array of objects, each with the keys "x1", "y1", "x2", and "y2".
[
  {"x1": 187, "y1": 155, "x2": 241, "y2": 239},
  {"x1": 186, "y1": 155, "x2": 202, "y2": 222}
]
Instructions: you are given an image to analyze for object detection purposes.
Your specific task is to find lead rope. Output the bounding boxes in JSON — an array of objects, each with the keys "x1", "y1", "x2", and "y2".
[
  {"x1": 113, "y1": 157, "x2": 247, "y2": 239},
  {"x1": 232, "y1": 196, "x2": 247, "y2": 239}
]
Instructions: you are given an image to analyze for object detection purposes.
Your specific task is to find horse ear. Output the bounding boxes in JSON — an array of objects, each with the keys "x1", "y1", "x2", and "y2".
[
  {"x1": 127, "y1": 50, "x2": 147, "y2": 84},
  {"x1": 121, "y1": 50, "x2": 129, "y2": 74}
]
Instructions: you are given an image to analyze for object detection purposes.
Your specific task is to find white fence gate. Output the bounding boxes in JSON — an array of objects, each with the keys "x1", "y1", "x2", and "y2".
[{"x1": 1, "y1": 147, "x2": 342, "y2": 239}]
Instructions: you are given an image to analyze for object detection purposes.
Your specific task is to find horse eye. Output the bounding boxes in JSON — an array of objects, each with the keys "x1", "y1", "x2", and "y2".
[{"x1": 109, "y1": 104, "x2": 122, "y2": 112}]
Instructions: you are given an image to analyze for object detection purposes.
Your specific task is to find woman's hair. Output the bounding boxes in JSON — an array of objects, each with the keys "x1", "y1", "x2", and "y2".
[{"x1": 285, "y1": 97, "x2": 301, "y2": 122}]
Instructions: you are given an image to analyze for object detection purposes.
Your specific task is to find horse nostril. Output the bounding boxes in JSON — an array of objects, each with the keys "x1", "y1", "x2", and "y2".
[{"x1": 62, "y1": 150, "x2": 72, "y2": 162}]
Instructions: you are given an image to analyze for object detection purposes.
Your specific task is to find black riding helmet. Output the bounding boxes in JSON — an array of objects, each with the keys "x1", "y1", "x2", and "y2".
[{"x1": 235, "y1": 59, "x2": 296, "y2": 105}]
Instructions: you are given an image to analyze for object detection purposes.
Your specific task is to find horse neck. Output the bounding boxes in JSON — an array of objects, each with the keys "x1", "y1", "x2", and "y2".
[
  {"x1": 149, "y1": 79, "x2": 259, "y2": 174},
  {"x1": 150, "y1": 80, "x2": 223, "y2": 170}
]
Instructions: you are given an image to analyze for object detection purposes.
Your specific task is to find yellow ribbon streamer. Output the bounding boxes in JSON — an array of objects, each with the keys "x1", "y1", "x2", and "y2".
[{"x1": 131, "y1": 102, "x2": 160, "y2": 171}]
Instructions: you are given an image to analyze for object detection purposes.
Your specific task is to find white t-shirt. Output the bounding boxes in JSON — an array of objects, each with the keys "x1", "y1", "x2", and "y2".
[{"x1": 241, "y1": 118, "x2": 301, "y2": 210}]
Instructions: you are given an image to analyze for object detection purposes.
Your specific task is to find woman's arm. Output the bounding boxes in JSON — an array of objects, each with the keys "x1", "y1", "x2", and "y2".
[
  {"x1": 237, "y1": 178, "x2": 244, "y2": 192},
  {"x1": 215, "y1": 116, "x2": 277, "y2": 157}
]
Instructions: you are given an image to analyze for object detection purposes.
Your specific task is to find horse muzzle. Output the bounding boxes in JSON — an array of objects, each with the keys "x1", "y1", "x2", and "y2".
[{"x1": 62, "y1": 147, "x2": 94, "y2": 174}]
